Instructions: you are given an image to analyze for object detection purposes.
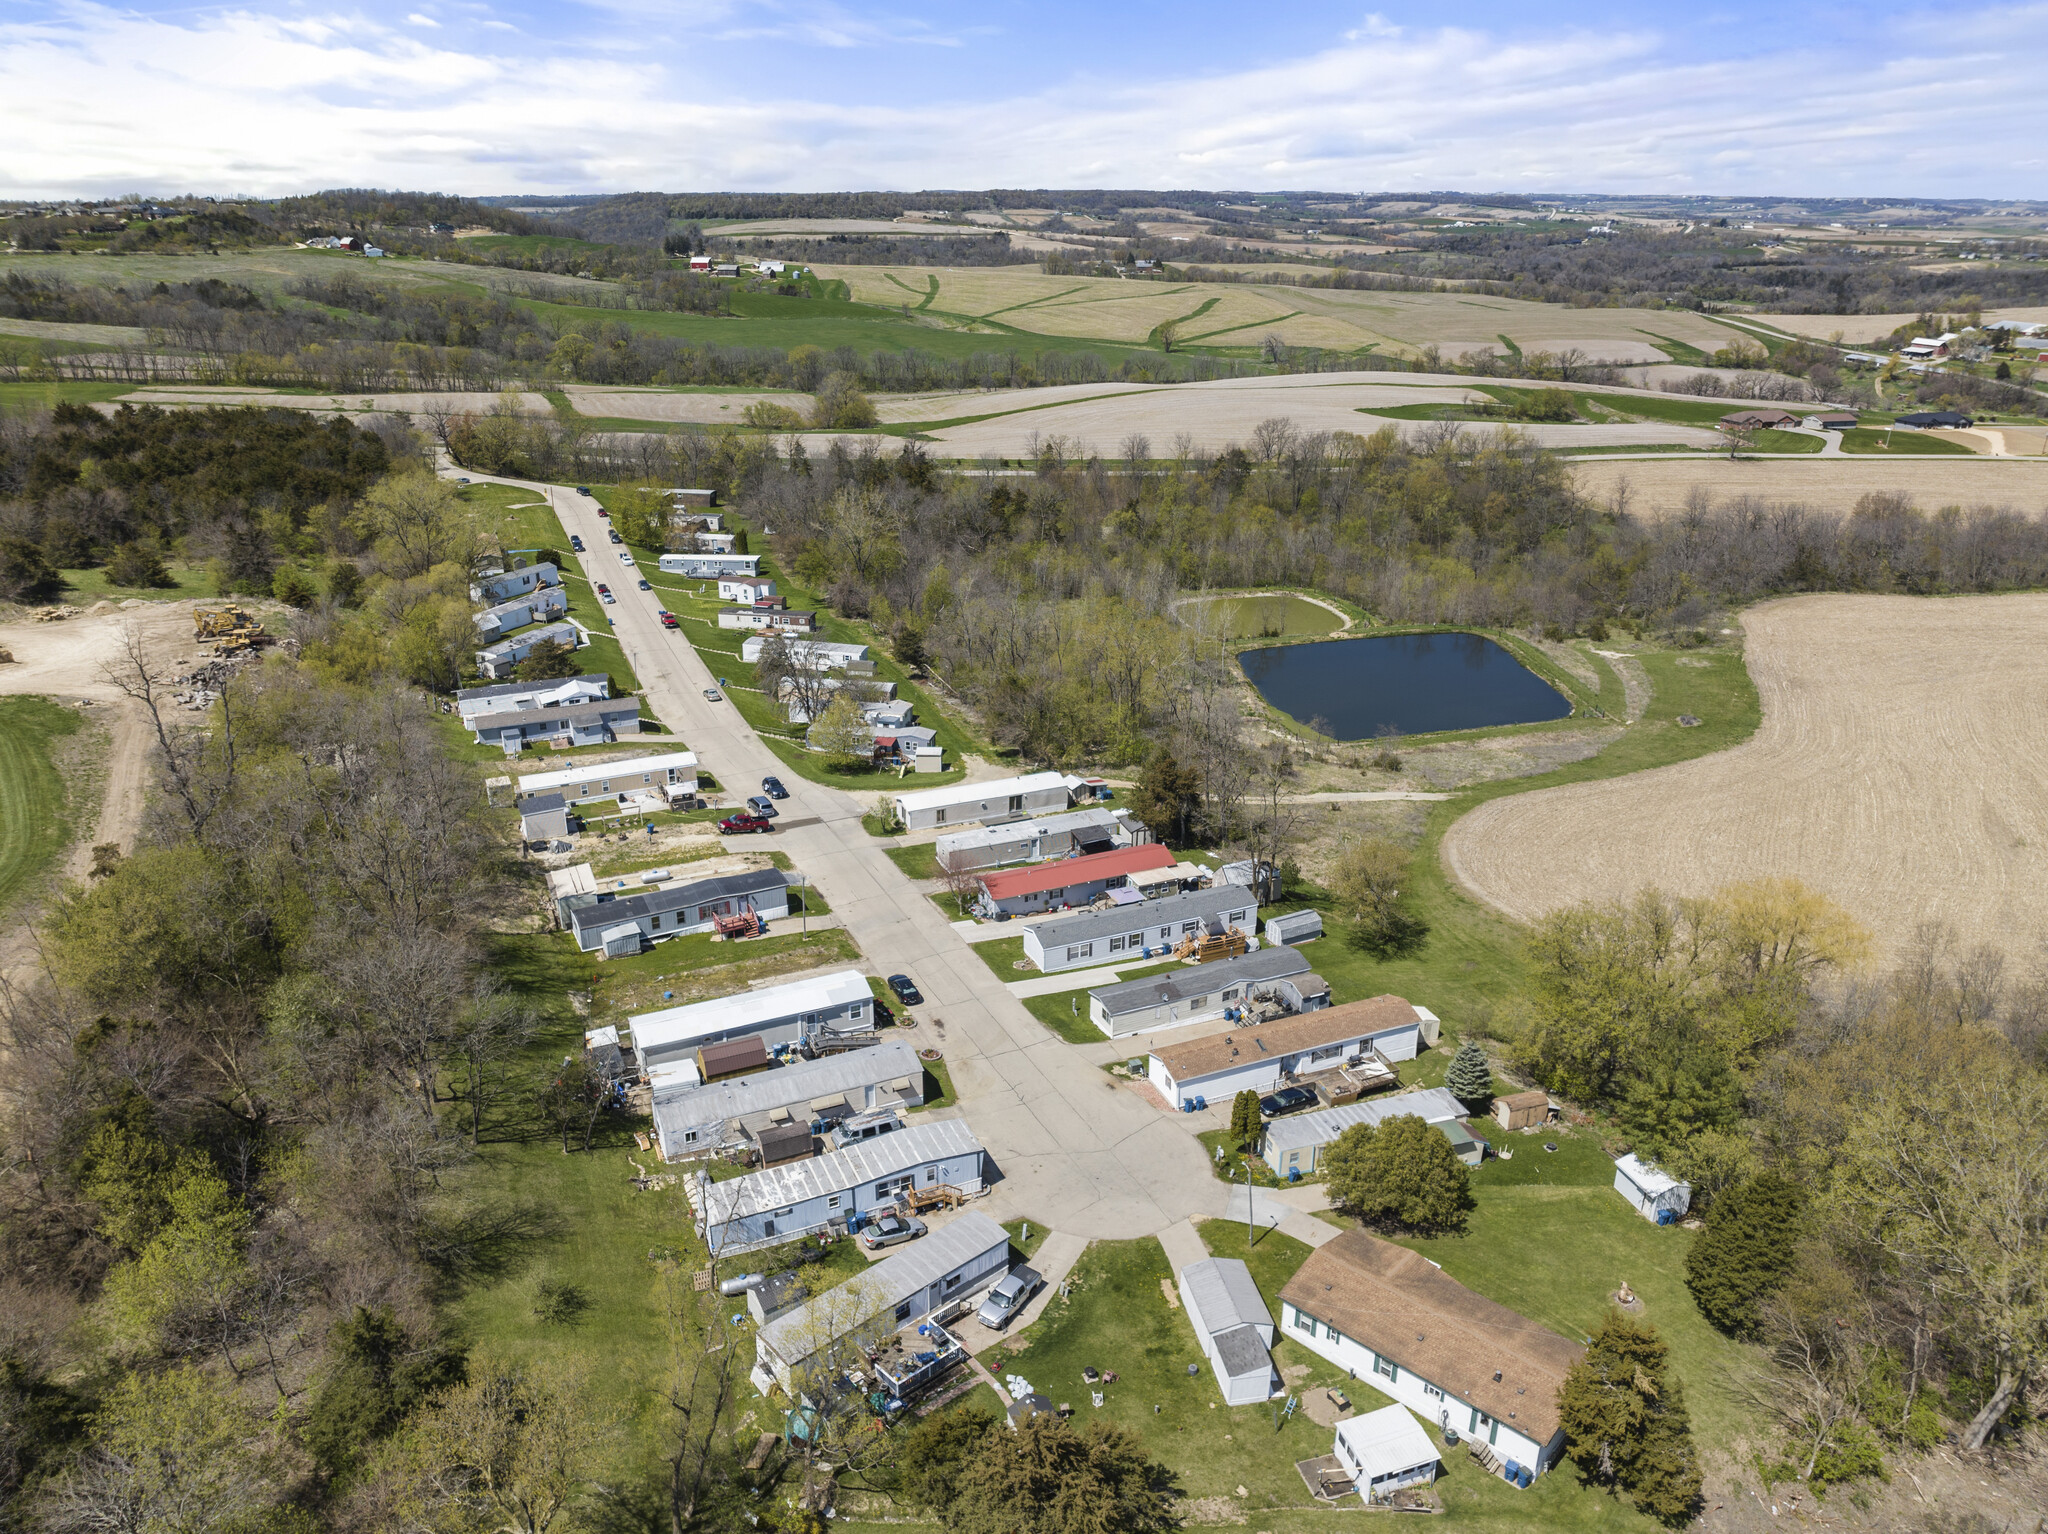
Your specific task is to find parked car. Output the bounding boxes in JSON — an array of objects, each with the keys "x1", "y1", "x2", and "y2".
[
  {"x1": 577, "y1": 486, "x2": 592, "y2": 496},
  {"x1": 886, "y1": 974, "x2": 924, "y2": 1006},
  {"x1": 618, "y1": 551, "x2": 633, "y2": 565},
  {"x1": 719, "y1": 814, "x2": 773, "y2": 835},
  {"x1": 454, "y1": 476, "x2": 469, "y2": 484},
  {"x1": 703, "y1": 687, "x2": 722, "y2": 701},
  {"x1": 595, "y1": 583, "x2": 610, "y2": 595},
  {"x1": 760, "y1": 776, "x2": 788, "y2": 799},
  {"x1": 1259, "y1": 1085, "x2": 1319, "y2": 1119},
  {"x1": 608, "y1": 530, "x2": 622, "y2": 544},
  {"x1": 659, "y1": 612, "x2": 679, "y2": 629},
  {"x1": 745, "y1": 795, "x2": 779, "y2": 818},
  {"x1": 568, "y1": 535, "x2": 584, "y2": 551},
  {"x1": 600, "y1": 591, "x2": 616, "y2": 605},
  {"x1": 637, "y1": 578, "x2": 651, "y2": 590},
  {"x1": 860, "y1": 1213, "x2": 926, "y2": 1251},
  {"x1": 976, "y1": 1266, "x2": 1043, "y2": 1330}
]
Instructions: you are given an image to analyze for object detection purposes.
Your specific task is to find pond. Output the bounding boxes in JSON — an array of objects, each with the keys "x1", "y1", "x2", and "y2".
[
  {"x1": 1179, "y1": 593, "x2": 1344, "y2": 640},
  {"x1": 1238, "y1": 632, "x2": 1571, "y2": 739}
]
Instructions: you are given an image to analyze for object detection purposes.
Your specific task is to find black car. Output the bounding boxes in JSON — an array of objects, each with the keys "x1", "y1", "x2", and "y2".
[
  {"x1": 1259, "y1": 1085, "x2": 1320, "y2": 1119},
  {"x1": 886, "y1": 974, "x2": 923, "y2": 1006},
  {"x1": 760, "y1": 776, "x2": 788, "y2": 799}
]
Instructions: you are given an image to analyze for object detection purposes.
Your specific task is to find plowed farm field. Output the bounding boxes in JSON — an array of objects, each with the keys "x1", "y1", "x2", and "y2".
[{"x1": 1441, "y1": 594, "x2": 2048, "y2": 960}]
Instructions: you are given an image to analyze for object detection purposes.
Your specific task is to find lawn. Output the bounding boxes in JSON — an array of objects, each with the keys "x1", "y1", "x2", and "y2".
[
  {"x1": 909, "y1": 1056, "x2": 956, "y2": 1113},
  {"x1": 497, "y1": 928, "x2": 864, "y2": 1025},
  {"x1": 552, "y1": 559, "x2": 644, "y2": 695},
  {"x1": 0, "y1": 380, "x2": 139, "y2": 411},
  {"x1": 58, "y1": 561, "x2": 216, "y2": 604},
  {"x1": 1179, "y1": 592, "x2": 1345, "y2": 639},
  {"x1": 460, "y1": 481, "x2": 569, "y2": 553},
  {"x1": 883, "y1": 842, "x2": 942, "y2": 881},
  {"x1": 0, "y1": 696, "x2": 87, "y2": 916},
  {"x1": 968, "y1": 934, "x2": 1028, "y2": 978},
  {"x1": 1019, "y1": 957, "x2": 1183, "y2": 1045},
  {"x1": 1840, "y1": 427, "x2": 1976, "y2": 454},
  {"x1": 1001, "y1": 1216, "x2": 1049, "y2": 1261}
]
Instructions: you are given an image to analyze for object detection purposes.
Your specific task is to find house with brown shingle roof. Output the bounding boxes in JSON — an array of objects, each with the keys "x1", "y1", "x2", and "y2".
[
  {"x1": 1145, "y1": 995, "x2": 1429, "y2": 1110},
  {"x1": 1278, "y1": 1230, "x2": 1583, "y2": 1483}
]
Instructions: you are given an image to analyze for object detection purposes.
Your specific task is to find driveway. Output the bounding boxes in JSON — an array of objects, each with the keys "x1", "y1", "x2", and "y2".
[{"x1": 463, "y1": 474, "x2": 1227, "y2": 1240}]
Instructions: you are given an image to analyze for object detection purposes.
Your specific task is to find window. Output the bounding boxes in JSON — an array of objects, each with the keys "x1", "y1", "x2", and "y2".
[
  {"x1": 943, "y1": 1273, "x2": 963, "y2": 1292},
  {"x1": 650, "y1": 915, "x2": 661, "y2": 930},
  {"x1": 1294, "y1": 1310, "x2": 1315, "y2": 1334},
  {"x1": 1109, "y1": 935, "x2": 1126, "y2": 953},
  {"x1": 1423, "y1": 1382, "x2": 1445, "y2": 1401},
  {"x1": 1182, "y1": 921, "x2": 1198, "y2": 934},
  {"x1": 851, "y1": 1002, "x2": 866, "y2": 1018},
  {"x1": 1373, "y1": 1355, "x2": 1396, "y2": 1380},
  {"x1": 1159, "y1": 927, "x2": 1172, "y2": 942},
  {"x1": 1224, "y1": 988, "x2": 1239, "y2": 1001},
  {"x1": 934, "y1": 808, "x2": 947, "y2": 824},
  {"x1": 895, "y1": 1300, "x2": 914, "y2": 1322},
  {"x1": 683, "y1": 1130, "x2": 698, "y2": 1143},
  {"x1": 1008, "y1": 795, "x2": 1024, "y2": 813},
  {"x1": 827, "y1": 1195, "x2": 841, "y2": 1210},
  {"x1": 763, "y1": 1220, "x2": 776, "y2": 1237},
  {"x1": 601, "y1": 780, "x2": 611, "y2": 792}
]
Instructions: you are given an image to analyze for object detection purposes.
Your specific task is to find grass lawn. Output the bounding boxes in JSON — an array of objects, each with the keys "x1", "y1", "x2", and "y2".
[
  {"x1": 1840, "y1": 427, "x2": 1976, "y2": 454},
  {"x1": 1023, "y1": 988, "x2": 1109, "y2": 1045},
  {"x1": 0, "y1": 380, "x2": 139, "y2": 411},
  {"x1": 969, "y1": 934, "x2": 1029, "y2": 978},
  {"x1": 0, "y1": 696, "x2": 86, "y2": 916},
  {"x1": 553, "y1": 561, "x2": 644, "y2": 695},
  {"x1": 909, "y1": 1056, "x2": 956, "y2": 1112},
  {"x1": 461, "y1": 481, "x2": 569, "y2": 553},
  {"x1": 1001, "y1": 1217, "x2": 1049, "y2": 1261},
  {"x1": 499, "y1": 928, "x2": 864, "y2": 1024},
  {"x1": 883, "y1": 841, "x2": 943, "y2": 881},
  {"x1": 58, "y1": 561, "x2": 216, "y2": 604}
]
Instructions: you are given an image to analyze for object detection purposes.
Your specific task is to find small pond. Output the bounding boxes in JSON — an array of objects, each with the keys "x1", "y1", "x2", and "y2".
[{"x1": 1238, "y1": 632, "x2": 1570, "y2": 739}]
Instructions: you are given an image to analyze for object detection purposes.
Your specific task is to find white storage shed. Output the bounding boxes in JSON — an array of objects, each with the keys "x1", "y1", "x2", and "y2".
[
  {"x1": 1613, "y1": 1153, "x2": 1692, "y2": 1223},
  {"x1": 1177, "y1": 1257, "x2": 1278, "y2": 1405}
]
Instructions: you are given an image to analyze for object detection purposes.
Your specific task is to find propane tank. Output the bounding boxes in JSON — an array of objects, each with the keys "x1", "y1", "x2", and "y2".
[{"x1": 718, "y1": 1273, "x2": 766, "y2": 1297}]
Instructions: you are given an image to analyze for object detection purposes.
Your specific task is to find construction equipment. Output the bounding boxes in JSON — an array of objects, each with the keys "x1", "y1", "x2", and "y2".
[{"x1": 193, "y1": 603, "x2": 265, "y2": 653}]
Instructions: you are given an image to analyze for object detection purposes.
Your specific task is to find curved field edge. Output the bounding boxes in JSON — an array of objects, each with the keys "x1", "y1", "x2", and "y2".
[
  {"x1": 0, "y1": 695, "x2": 87, "y2": 916},
  {"x1": 1365, "y1": 647, "x2": 1762, "y2": 1022}
]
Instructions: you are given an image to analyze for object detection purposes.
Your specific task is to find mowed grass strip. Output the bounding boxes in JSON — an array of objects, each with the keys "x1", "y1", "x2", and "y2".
[{"x1": 0, "y1": 696, "x2": 85, "y2": 914}]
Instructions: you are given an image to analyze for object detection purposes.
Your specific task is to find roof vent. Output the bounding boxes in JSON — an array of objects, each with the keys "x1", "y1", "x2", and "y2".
[
  {"x1": 1415, "y1": 1333, "x2": 1425, "y2": 1342},
  {"x1": 1516, "y1": 1386, "x2": 1525, "y2": 1395},
  {"x1": 1324, "y1": 1283, "x2": 1332, "y2": 1291},
  {"x1": 1493, "y1": 1370, "x2": 1503, "y2": 1382}
]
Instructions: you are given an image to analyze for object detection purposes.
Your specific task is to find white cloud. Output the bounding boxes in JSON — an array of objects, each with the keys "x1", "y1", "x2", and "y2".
[
  {"x1": 1345, "y1": 13, "x2": 1401, "y2": 39},
  {"x1": 1, "y1": 4, "x2": 2044, "y2": 196},
  {"x1": 406, "y1": 12, "x2": 440, "y2": 26}
]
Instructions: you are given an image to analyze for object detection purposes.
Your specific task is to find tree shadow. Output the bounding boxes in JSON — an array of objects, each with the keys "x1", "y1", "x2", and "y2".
[
  {"x1": 1347, "y1": 911, "x2": 1431, "y2": 960},
  {"x1": 419, "y1": 1197, "x2": 567, "y2": 1288}
]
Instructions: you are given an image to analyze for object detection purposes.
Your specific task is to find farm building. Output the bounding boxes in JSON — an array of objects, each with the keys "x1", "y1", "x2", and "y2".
[
  {"x1": 475, "y1": 620, "x2": 581, "y2": 680},
  {"x1": 973, "y1": 843, "x2": 1178, "y2": 918},
  {"x1": 476, "y1": 697, "x2": 642, "y2": 751},
  {"x1": 517, "y1": 793, "x2": 569, "y2": 842},
  {"x1": 751, "y1": 1212, "x2": 1010, "y2": 1396},
  {"x1": 717, "y1": 606, "x2": 818, "y2": 633},
  {"x1": 1150, "y1": 996, "x2": 1429, "y2": 1113},
  {"x1": 891, "y1": 771, "x2": 1075, "y2": 833},
  {"x1": 1264, "y1": 910, "x2": 1324, "y2": 946},
  {"x1": 470, "y1": 561, "x2": 561, "y2": 604},
  {"x1": 696, "y1": 1118, "x2": 986, "y2": 1253},
  {"x1": 1177, "y1": 1257, "x2": 1279, "y2": 1405},
  {"x1": 719, "y1": 576, "x2": 774, "y2": 602},
  {"x1": 515, "y1": 750, "x2": 699, "y2": 808},
  {"x1": 1024, "y1": 886, "x2": 1259, "y2": 975},
  {"x1": 456, "y1": 674, "x2": 610, "y2": 732},
  {"x1": 1087, "y1": 947, "x2": 1325, "y2": 1039},
  {"x1": 1333, "y1": 1406, "x2": 1441, "y2": 1504},
  {"x1": 1492, "y1": 1091, "x2": 1552, "y2": 1131},
  {"x1": 740, "y1": 635, "x2": 868, "y2": 668},
  {"x1": 473, "y1": 585, "x2": 568, "y2": 637},
  {"x1": 1613, "y1": 1153, "x2": 1692, "y2": 1223},
  {"x1": 932, "y1": 806, "x2": 1139, "y2": 872},
  {"x1": 1260, "y1": 1086, "x2": 1465, "y2": 1175},
  {"x1": 1279, "y1": 1231, "x2": 1583, "y2": 1481},
  {"x1": 658, "y1": 551, "x2": 760, "y2": 578},
  {"x1": 627, "y1": 969, "x2": 876, "y2": 1074},
  {"x1": 651, "y1": 1038, "x2": 927, "y2": 1162},
  {"x1": 565, "y1": 866, "x2": 792, "y2": 955}
]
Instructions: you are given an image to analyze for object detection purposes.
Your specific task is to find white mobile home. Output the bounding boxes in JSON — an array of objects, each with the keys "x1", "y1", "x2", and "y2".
[
  {"x1": 658, "y1": 551, "x2": 761, "y2": 578},
  {"x1": 752, "y1": 1212, "x2": 1009, "y2": 1395},
  {"x1": 697, "y1": 1118, "x2": 985, "y2": 1252},
  {"x1": 627, "y1": 968, "x2": 875, "y2": 1073},
  {"x1": 1088, "y1": 947, "x2": 1324, "y2": 1038},
  {"x1": 740, "y1": 635, "x2": 869, "y2": 668},
  {"x1": 1147, "y1": 995, "x2": 1426, "y2": 1112},
  {"x1": 1261, "y1": 1087, "x2": 1465, "y2": 1176},
  {"x1": 470, "y1": 561, "x2": 561, "y2": 604},
  {"x1": 473, "y1": 585, "x2": 568, "y2": 637},
  {"x1": 1024, "y1": 886, "x2": 1257, "y2": 976},
  {"x1": 474, "y1": 697, "x2": 642, "y2": 751},
  {"x1": 717, "y1": 606, "x2": 817, "y2": 632},
  {"x1": 933, "y1": 807, "x2": 1136, "y2": 873},
  {"x1": 891, "y1": 771, "x2": 1072, "y2": 833},
  {"x1": 1178, "y1": 1257, "x2": 1278, "y2": 1405},
  {"x1": 457, "y1": 673, "x2": 610, "y2": 729},
  {"x1": 1613, "y1": 1154, "x2": 1691, "y2": 1223},
  {"x1": 718, "y1": 576, "x2": 774, "y2": 602},
  {"x1": 1280, "y1": 1232, "x2": 1582, "y2": 1484},
  {"x1": 566, "y1": 866, "x2": 791, "y2": 955},
  {"x1": 474, "y1": 620, "x2": 581, "y2": 680},
  {"x1": 652, "y1": 1038, "x2": 927, "y2": 1162},
  {"x1": 515, "y1": 750, "x2": 699, "y2": 806}
]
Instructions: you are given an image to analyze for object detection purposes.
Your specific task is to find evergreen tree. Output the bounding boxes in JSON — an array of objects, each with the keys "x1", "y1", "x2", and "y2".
[
  {"x1": 1321, "y1": 1115, "x2": 1473, "y2": 1233},
  {"x1": 1619, "y1": 1043, "x2": 1743, "y2": 1160},
  {"x1": 1229, "y1": 1090, "x2": 1262, "y2": 1153},
  {"x1": 1444, "y1": 1039, "x2": 1494, "y2": 1107},
  {"x1": 1557, "y1": 1312, "x2": 1702, "y2": 1523},
  {"x1": 1130, "y1": 749, "x2": 1202, "y2": 845},
  {"x1": 1682, "y1": 1172, "x2": 1805, "y2": 1336},
  {"x1": 303, "y1": 1305, "x2": 466, "y2": 1482},
  {"x1": 514, "y1": 637, "x2": 579, "y2": 682}
]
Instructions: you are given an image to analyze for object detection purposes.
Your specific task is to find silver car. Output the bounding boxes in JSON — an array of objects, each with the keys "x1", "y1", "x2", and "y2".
[
  {"x1": 976, "y1": 1265, "x2": 1043, "y2": 1330},
  {"x1": 860, "y1": 1213, "x2": 926, "y2": 1251}
]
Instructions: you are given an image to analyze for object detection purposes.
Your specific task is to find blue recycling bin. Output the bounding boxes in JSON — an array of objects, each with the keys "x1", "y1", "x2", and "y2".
[
  {"x1": 1193, "y1": 1095, "x2": 1207, "y2": 1112},
  {"x1": 1503, "y1": 1460, "x2": 1520, "y2": 1484},
  {"x1": 1517, "y1": 1465, "x2": 1534, "y2": 1489},
  {"x1": 1287, "y1": 1167, "x2": 1301, "y2": 1182}
]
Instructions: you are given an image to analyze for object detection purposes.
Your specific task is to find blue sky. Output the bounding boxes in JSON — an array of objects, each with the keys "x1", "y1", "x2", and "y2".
[{"x1": 3, "y1": 0, "x2": 2043, "y2": 198}]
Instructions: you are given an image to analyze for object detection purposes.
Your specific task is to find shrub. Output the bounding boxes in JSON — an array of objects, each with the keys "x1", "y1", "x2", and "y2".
[
  {"x1": 1558, "y1": 1311, "x2": 1703, "y2": 1522},
  {"x1": 1322, "y1": 1115, "x2": 1473, "y2": 1233},
  {"x1": 105, "y1": 539, "x2": 174, "y2": 588},
  {"x1": 1683, "y1": 1173, "x2": 1805, "y2": 1335},
  {"x1": 272, "y1": 566, "x2": 317, "y2": 608}
]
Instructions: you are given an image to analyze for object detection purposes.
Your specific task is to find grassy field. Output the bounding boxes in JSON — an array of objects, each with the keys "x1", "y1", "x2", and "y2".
[
  {"x1": 461, "y1": 481, "x2": 569, "y2": 554},
  {"x1": 1178, "y1": 592, "x2": 1346, "y2": 639},
  {"x1": 0, "y1": 380, "x2": 141, "y2": 412},
  {"x1": 0, "y1": 696, "x2": 87, "y2": 916},
  {"x1": 1840, "y1": 427, "x2": 1976, "y2": 454},
  {"x1": 58, "y1": 561, "x2": 215, "y2": 603}
]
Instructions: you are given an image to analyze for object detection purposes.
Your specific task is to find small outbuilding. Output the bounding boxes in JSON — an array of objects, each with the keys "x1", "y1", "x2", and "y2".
[
  {"x1": 1613, "y1": 1152, "x2": 1691, "y2": 1223},
  {"x1": 1178, "y1": 1257, "x2": 1278, "y2": 1405},
  {"x1": 1492, "y1": 1090, "x2": 1552, "y2": 1131},
  {"x1": 518, "y1": 792, "x2": 570, "y2": 842},
  {"x1": 1334, "y1": 1405, "x2": 1442, "y2": 1504},
  {"x1": 1264, "y1": 910, "x2": 1324, "y2": 947}
]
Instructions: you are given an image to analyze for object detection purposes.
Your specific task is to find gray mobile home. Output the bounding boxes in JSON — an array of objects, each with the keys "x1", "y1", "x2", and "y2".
[
  {"x1": 1087, "y1": 947, "x2": 1326, "y2": 1038},
  {"x1": 1024, "y1": 886, "x2": 1258, "y2": 975}
]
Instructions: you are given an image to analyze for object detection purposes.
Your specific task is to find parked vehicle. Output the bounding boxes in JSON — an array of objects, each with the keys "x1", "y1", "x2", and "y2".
[
  {"x1": 746, "y1": 795, "x2": 779, "y2": 818},
  {"x1": 569, "y1": 535, "x2": 585, "y2": 551},
  {"x1": 703, "y1": 687, "x2": 722, "y2": 701},
  {"x1": 860, "y1": 1213, "x2": 926, "y2": 1251},
  {"x1": 600, "y1": 592, "x2": 616, "y2": 605},
  {"x1": 659, "y1": 612, "x2": 680, "y2": 629},
  {"x1": 760, "y1": 776, "x2": 788, "y2": 799},
  {"x1": 719, "y1": 814, "x2": 773, "y2": 835},
  {"x1": 886, "y1": 974, "x2": 924, "y2": 1006},
  {"x1": 577, "y1": 486, "x2": 593, "y2": 496},
  {"x1": 637, "y1": 578, "x2": 652, "y2": 590},
  {"x1": 1259, "y1": 1085, "x2": 1319, "y2": 1119},
  {"x1": 595, "y1": 583, "x2": 610, "y2": 595},
  {"x1": 976, "y1": 1266, "x2": 1043, "y2": 1330},
  {"x1": 619, "y1": 551, "x2": 633, "y2": 565},
  {"x1": 608, "y1": 530, "x2": 622, "y2": 544}
]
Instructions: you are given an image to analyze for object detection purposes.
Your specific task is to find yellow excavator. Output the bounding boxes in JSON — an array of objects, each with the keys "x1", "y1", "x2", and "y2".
[{"x1": 193, "y1": 603, "x2": 265, "y2": 654}]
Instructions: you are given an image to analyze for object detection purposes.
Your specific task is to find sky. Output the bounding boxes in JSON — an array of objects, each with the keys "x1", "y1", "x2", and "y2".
[{"x1": 3, "y1": 0, "x2": 2045, "y2": 200}]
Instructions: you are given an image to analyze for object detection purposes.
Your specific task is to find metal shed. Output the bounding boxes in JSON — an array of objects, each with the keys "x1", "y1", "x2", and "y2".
[
  {"x1": 1613, "y1": 1154, "x2": 1691, "y2": 1223},
  {"x1": 1178, "y1": 1257, "x2": 1278, "y2": 1405},
  {"x1": 1264, "y1": 910, "x2": 1324, "y2": 946}
]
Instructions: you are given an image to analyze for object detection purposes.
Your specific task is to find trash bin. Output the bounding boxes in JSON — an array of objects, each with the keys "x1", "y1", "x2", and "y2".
[
  {"x1": 1517, "y1": 1465, "x2": 1534, "y2": 1489},
  {"x1": 1503, "y1": 1460, "x2": 1520, "y2": 1484}
]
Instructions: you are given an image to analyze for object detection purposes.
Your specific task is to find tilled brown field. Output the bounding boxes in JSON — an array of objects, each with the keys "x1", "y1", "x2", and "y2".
[
  {"x1": 1573, "y1": 456, "x2": 2048, "y2": 517},
  {"x1": 1442, "y1": 594, "x2": 2048, "y2": 960}
]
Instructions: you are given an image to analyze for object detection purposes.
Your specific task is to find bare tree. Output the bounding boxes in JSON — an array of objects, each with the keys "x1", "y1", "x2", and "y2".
[{"x1": 103, "y1": 624, "x2": 236, "y2": 838}]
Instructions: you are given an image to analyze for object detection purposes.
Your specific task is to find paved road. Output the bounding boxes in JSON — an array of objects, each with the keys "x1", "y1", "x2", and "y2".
[{"x1": 477, "y1": 475, "x2": 1226, "y2": 1240}]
